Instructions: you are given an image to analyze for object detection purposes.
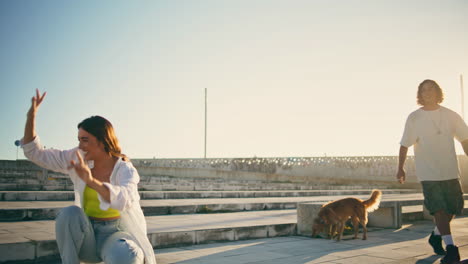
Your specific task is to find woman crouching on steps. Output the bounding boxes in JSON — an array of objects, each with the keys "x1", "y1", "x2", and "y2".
[{"x1": 21, "y1": 89, "x2": 156, "y2": 264}]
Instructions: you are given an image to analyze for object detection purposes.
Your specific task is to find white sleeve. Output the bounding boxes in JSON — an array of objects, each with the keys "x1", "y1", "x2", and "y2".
[
  {"x1": 22, "y1": 136, "x2": 76, "y2": 175},
  {"x1": 400, "y1": 115, "x2": 417, "y2": 148},
  {"x1": 453, "y1": 113, "x2": 468, "y2": 142},
  {"x1": 97, "y1": 163, "x2": 140, "y2": 211}
]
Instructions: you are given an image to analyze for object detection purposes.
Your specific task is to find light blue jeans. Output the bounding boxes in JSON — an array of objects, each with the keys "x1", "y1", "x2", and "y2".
[{"x1": 55, "y1": 205, "x2": 144, "y2": 264}]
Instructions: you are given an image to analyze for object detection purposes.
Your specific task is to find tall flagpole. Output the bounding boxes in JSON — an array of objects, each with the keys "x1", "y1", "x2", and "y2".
[
  {"x1": 461, "y1": 74, "x2": 465, "y2": 120},
  {"x1": 204, "y1": 88, "x2": 207, "y2": 158}
]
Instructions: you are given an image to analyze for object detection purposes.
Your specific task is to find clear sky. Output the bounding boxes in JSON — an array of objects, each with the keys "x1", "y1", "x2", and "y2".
[{"x1": 1, "y1": 0, "x2": 467, "y2": 160}]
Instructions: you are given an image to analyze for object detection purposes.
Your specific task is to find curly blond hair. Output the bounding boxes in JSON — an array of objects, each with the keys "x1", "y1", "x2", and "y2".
[{"x1": 417, "y1": 79, "x2": 444, "y2": 106}]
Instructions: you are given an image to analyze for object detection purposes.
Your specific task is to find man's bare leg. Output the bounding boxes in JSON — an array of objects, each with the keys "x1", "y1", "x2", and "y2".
[
  {"x1": 435, "y1": 210, "x2": 460, "y2": 263},
  {"x1": 434, "y1": 210, "x2": 453, "y2": 236}
]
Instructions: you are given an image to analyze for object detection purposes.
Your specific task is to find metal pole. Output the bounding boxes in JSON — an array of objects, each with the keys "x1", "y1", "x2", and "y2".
[
  {"x1": 461, "y1": 74, "x2": 465, "y2": 120},
  {"x1": 204, "y1": 88, "x2": 207, "y2": 159}
]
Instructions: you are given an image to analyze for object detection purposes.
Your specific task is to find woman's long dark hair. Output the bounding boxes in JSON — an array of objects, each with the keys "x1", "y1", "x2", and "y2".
[{"x1": 78, "y1": 116, "x2": 128, "y2": 161}]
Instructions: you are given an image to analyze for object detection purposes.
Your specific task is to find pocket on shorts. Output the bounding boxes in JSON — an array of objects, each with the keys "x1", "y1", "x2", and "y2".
[{"x1": 421, "y1": 181, "x2": 444, "y2": 214}]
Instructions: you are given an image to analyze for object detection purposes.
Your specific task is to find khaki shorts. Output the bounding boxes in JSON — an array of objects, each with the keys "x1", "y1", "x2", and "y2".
[{"x1": 421, "y1": 179, "x2": 464, "y2": 216}]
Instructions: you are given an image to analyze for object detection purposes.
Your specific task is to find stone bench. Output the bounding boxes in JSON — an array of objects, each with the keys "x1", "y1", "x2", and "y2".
[{"x1": 297, "y1": 195, "x2": 468, "y2": 236}]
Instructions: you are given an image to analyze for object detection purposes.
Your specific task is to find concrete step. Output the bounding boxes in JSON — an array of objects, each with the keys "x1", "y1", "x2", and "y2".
[
  {"x1": 0, "y1": 189, "x2": 420, "y2": 201},
  {"x1": 0, "y1": 210, "x2": 297, "y2": 263},
  {"x1": 0, "y1": 179, "x2": 74, "y2": 191},
  {"x1": 0, "y1": 180, "x2": 399, "y2": 191},
  {"x1": 0, "y1": 193, "x2": 425, "y2": 221},
  {"x1": 0, "y1": 178, "x2": 40, "y2": 184},
  {"x1": 0, "y1": 204, "x2": 448, "y2": 264}
]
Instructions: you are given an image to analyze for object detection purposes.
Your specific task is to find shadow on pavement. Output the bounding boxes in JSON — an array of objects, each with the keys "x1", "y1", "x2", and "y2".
[{"x1": 156, "y1": 220, "x2": 444, "y2": 264}]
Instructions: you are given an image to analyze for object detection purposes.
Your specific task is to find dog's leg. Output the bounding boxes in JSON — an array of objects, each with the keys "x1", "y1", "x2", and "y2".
[
  {"x1": 330, "y1": 224, "x2": 337, "y2": 239},
  {"x1": 334, "y1": 222, "x2": 340, "y2": 241},
  {"x1": 336, "y1": 221, "x2": 346, "y2": 241},
  {"x1": 351, "y1": 216, "x2": 359, "y2": 239},
  {"x1": 361, "y1": 213, "x2": 368, "y2": 240}
]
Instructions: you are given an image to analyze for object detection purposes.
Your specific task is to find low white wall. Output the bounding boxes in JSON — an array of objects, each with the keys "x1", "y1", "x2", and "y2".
[
  {"x1": 5, "y1": 155, "x2": 468, "y2": 190},
  {"x1": 133, "y1": 156, "x2": 423, "y2": 188}
]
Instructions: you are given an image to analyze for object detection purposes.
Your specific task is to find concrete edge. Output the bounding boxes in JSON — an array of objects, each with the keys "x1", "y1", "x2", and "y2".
[{"x1": 0, "y1": 223, "x2": 297, "y2": 264}]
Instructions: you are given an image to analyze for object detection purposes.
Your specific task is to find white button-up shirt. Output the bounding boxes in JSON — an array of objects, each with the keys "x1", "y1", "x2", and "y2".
[{"x1": 22, "y1": 136, "x2": 156, "y2": 264}]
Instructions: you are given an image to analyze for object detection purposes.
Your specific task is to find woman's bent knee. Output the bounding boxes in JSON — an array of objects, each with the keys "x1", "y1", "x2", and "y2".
[
  {"x1": 56, "y1": 206, "x2": 86, "y2": 228},
  {"x1": 57, "y1": 205, "x2": 82, "y2": 218},
  {"x1": 103, "y1": 238, "x2": 144, "y2": 264}
]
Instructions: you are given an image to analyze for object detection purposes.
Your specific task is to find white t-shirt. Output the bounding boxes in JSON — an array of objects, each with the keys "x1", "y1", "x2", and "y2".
[{"x1": 400, "y1": 106, "x2": 468, "y2": 181}]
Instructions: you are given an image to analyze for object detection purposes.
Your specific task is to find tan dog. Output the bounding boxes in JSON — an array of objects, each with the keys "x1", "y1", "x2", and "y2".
[{"x1": 311, "y1": 189, "x2": 382, "y2": 241}]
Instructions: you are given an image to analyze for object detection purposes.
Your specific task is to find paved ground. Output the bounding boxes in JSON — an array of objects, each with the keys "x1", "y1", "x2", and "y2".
[
  {"x1": 4, "y1": 191, "x2": 468, "y2": 263},
  {"x1": 154, "y1": 216, "x2": 468, "y2": 264}
]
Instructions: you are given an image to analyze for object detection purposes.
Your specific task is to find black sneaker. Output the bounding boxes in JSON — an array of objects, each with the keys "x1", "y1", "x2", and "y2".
[
  {"x1": 429, "y1": 232, "x2": 446, "y2": 255},
  {"x1": 440, "y1": 245, "x2": 460, "y2": 264}
]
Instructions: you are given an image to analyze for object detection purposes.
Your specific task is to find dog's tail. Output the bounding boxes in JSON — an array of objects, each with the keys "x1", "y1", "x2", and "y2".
[{"x1": 362, "y1": 189, "x2": 382, "y2": 212}]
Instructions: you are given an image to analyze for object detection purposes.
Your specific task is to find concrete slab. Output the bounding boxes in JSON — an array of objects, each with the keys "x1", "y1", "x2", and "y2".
[
  {"x1": 0, "y1": 210, "x2": 297, "y2": 262},
  {"x1": 297, "y1": 194, "x2": 468, "y2": 234}
]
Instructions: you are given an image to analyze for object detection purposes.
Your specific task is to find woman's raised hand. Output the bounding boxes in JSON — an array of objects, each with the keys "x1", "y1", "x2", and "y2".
[
  {"x1": 70, "y1": 150, "x2": 93, "y2": 184},
  {"x1": 28, "y1": 88, "x2": 46, "y2": 117},
  {"x1": 23, "y1": 89, "x2": 47, "y2": 144}
]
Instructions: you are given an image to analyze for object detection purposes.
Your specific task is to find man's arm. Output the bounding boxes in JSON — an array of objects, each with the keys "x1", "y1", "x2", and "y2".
[
  {"x1": 397, "y1": 145, "x2": 408, "y2": 184},
  {"x1": 462, "y1": 140, "x2": 468, "y2": 156}
]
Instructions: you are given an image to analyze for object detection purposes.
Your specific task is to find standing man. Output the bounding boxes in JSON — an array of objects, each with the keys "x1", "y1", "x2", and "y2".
[{"x1": 397, "y1": 79, "x2": 468, "y2": 264}]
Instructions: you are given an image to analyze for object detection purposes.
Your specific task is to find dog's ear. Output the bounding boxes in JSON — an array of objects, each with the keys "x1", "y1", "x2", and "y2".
[
  {"x1": 312, "y1": 218, "x2": 319, "y2": 237},
  {"x1": 312, "y1": 218, "x2": 324, "y2": 237},
  {"x1": 313, "y1": 217, "x2": 325, "y2": 225},
  {"x1": 312, "y1": 225, "x2": 317, "y2": 237}
]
